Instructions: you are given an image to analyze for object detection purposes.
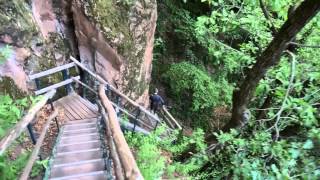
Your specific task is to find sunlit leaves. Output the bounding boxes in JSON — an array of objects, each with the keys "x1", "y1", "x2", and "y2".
[
  {"x1": 210, "y1": 128, "x2": 319, "y2": 179},
  {"x1": 0, "y1": 95, "x2": 31, "y2": 138}
]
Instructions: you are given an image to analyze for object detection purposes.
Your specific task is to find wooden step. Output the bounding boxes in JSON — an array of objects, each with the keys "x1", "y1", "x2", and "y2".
[
  {"x1": 64, "y1": 123, "x2": 97, "y2": 131},
  {"x1": 65, "y1": 118, "x2": 98, "y2": 125},
  {"x1": 49, "y1": 171, "x2": 107, "y2": 180},
  {"x1": 54, "y1": 149, "x2": 103, "y2": 164},
  {"x1": 62, "y1": 127, "x2": 98, "y2": 136},
  {"x1": 57, "y1": 140, "x2": 101, "y2": 153},
  {"x1": 50, "y1": 159, "x2": 105, "y2": 178},
  {"x1": 59, "y1": 134, "x2": 100, "y2": 146}
]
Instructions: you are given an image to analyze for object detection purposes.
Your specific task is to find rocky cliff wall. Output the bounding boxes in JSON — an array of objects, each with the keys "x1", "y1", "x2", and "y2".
[
  {"x1": 0, "y1": 0, "x2": 157, "y2": 106},
  {"x1": 0, "y1": 0, "x2": 72, "y2": 97},
  {"x1": 73, "y1": 0, "x2": 157, "y2": 106}
]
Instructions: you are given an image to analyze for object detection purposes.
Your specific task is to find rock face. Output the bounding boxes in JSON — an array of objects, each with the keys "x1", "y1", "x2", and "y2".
[
  {"x1": 0, "y1": 0, "x2": 72, "y2": 96},
  {"x1": 72, "y1": 0, "x2": 157, "y2": 106},
  {"x1": 0, "y1": 0, "x2": 157, "y2": 106}
]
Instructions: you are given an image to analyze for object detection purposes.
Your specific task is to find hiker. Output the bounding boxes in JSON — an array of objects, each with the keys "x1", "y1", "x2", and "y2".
[{"x1": 149, "y1": 89, "x2": 165, "y2": 113}]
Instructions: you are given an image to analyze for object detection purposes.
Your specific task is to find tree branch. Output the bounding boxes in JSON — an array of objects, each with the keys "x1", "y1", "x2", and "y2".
[
  {"x1": 269, "y1": 51, "x2": 296, "y2": 140},
  {"x1": 224, "y1": 0, "x2": 320, "y2": 131},
  {"x1": 289, "y1": 42, "x2": 320, "y2": 48},
  {"x1": 259, "y1": 0, "x2": 277, "y2": 35}
]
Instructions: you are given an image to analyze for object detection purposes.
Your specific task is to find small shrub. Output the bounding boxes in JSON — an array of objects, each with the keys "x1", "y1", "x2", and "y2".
[
  {"x1": 0, "y1": 45, "x2": 12, "y2": 65},
  {"x1": 126, "y1": 126, "x2": 208, "y2": 178},
  {"x1": 163, "y1": 62, "x2": 233, "y2": 129}
]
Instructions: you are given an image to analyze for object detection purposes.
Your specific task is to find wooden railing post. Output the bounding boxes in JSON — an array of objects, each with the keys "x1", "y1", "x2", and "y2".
[
  {"x1": 97, "y1": 101, "x2": 124, "y2": 180},
  {"x1": 98, "y1": 85, "x2": 143, "y2": 179}
]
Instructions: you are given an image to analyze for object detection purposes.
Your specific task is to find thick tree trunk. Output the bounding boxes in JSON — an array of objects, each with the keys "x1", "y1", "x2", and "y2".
[{"x1": 224, "y1": 0, "x2": 320, "y2": 130}]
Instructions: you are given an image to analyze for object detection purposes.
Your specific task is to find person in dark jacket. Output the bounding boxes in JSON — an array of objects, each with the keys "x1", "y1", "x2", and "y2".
[{"x1": 149, "y1": 89, "x2": 165, "y2": 113}]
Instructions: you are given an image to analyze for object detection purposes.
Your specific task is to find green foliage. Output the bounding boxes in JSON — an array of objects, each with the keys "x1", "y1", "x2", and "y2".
[
  {"x1": 0, "y1": 151, "x2": 30, "y2": 180},
  {"x1": 30, "y1": 158, "x2": 49, "y2": 178},
  {"x1": 120, "y1": 114, "x2": 129, "y2": 123},
  {"x1": 0, "y1": 94, "x2": 43, "y2": 179},
  {"x1": 0, "y1": 45, "x2": 12, "y2": 65},
  {"x1": 202, "y1": 125, "x2": 320, "y2": 179},
  {"x1": 199, "y1": 10, "x2": 320, "y2": 179},
  {"x1": 0, "y1": 95, "x2": 30, "y2": 138},
  {"x1": 156, "y1": 0, "x2": 320, "y2": 179},
  {"x1": 126, "y1": 126, "x2": 208, "y2": 178},
  {"x1": 117, "y1": 0, "x2": 135, "y2": 7},
  {"x1": 163, "y1": 62, "x2": 233, "y2": 129},
  {"x1": 164, "y1": 62, "x2": 218, "y2": 111}
]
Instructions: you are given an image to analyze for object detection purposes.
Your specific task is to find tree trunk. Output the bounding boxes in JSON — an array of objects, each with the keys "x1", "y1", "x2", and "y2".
[
  {"x1": 224, "y1": 0, "x2": 320, "y2": 130},
  {"x1": 256, "y1": 92, "x2": 274, "y2": 120}
]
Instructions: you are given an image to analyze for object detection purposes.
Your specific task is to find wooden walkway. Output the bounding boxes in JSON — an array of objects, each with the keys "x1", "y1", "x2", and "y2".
[{"x1": 54, "y1": 93, "x2": 99, "y2": 121}]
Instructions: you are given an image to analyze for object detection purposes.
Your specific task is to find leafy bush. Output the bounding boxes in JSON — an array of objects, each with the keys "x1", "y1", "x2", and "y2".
[
  {"x1": 163, "y1": 62, "x2": 233, "y2": 128},
  {"x1": 0, "y1": 95, "x2": 29, "y2": 138},
  {"x1": 0, "y1": 95, "x2": 43, "y2": 179},
  {"x1": 126, "y1": 126, "x2": 208, "y2": 179},
  {"x1": 155, "y1": 0, "x2": 320, "y2": 179},
  {"x1": 0, "y1": 45, "x2": 12, "y2": 65},
  {"x1": 201, "y1": 125, "x2": 320, "y2": 179},
  {"x1": 0, "y1": 150, "x2": 30, "y2": 180}
]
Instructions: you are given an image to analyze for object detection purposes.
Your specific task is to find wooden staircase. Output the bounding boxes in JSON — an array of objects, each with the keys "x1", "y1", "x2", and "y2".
[
  {"x1": 0, "y1": 57, "x2": 181, "y2": 179},
  {"x1": 44, "y1": 94, "x2": 110, "y2": 180},
  {"x1": 47, "y1": 118, "x2": 109, "y2": 180}
]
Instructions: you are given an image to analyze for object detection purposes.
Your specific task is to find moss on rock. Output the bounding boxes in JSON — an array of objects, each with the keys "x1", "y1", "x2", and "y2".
[
  {"x1": 0, "y1": 0, "x2": 37, "y2": 47},
  {"x1": 0, "y1": 77, "x2": 27, "y2": 98}
]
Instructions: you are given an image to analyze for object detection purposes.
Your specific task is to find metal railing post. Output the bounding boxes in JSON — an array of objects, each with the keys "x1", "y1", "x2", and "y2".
[
  {"x1": 133, "y1": 109, "x2": 141, "y2": 133},
  {"x1": 49, "y1": 100, "x2": 60, "y2": 132},
  {"x1": 154, "y1": 121, "x2": 159, "y2": 130},
  {"x1": 62, "y1": 69, "x2": 71, "y2": 94},
  {"x1": 27, "y1": 123, "x2": 37, "y2": 145},
  {"x1": 35, "y1": 79, "x2": 41, "y2": 90},
  {"x1": 115, "y1": 96, "x2": 121, "y2": 117},
  {"x1": 105, "y1": 84, "x2": 111, "y2": 98}
]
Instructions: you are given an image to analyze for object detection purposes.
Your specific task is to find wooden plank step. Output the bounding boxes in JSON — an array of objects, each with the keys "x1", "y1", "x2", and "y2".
[
  {"x1": 50, "y1": 159, "x2": 105, "y2": 178},
  {"x1": 64, "y1": 118, "x2": 98, "y2": 125},
  {"x1": 59, "y1": 133, "x2": 100, "y2": 145},
  {"x1": 62, "y1": 127, "x2": 98, "y2": 136},
  {"x1": 49, "y1": 171, "x2": 106, "y2": 180},
  {"x1": 53, "y1": 149, "x2": 103, "y2": 165},
  {"x1": 63, "y1": 123, "x2": 97, "y2": 130},
  {"x1": 57, "y1": 141, "x2": 101, "y2": 153}
]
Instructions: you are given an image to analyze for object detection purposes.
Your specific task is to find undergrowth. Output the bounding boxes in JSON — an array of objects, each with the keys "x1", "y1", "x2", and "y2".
[
  {"x1": 0, "y1": 45, "x2": 12, "y2": 65},
  {"x1": 0, "y1": 95, "x2": 41, "y2": 138},
  {"x1": 0, "y1": 95, "x2": 44, "y2": 179},
  {"x1": 126, "y1": 126, "x2": 208, "y2": 179},
  {"x1": 0, "y1": 150, "x2": 30, "y2": 180}
]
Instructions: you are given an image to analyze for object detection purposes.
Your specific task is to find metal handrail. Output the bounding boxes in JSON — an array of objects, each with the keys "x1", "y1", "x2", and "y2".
[
  {"x1": 73, "y1": 77, "x2": 155, "y2": 131},
  {"x1": 70, "y1": 56, "x2": 161, "y2": 124}
]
